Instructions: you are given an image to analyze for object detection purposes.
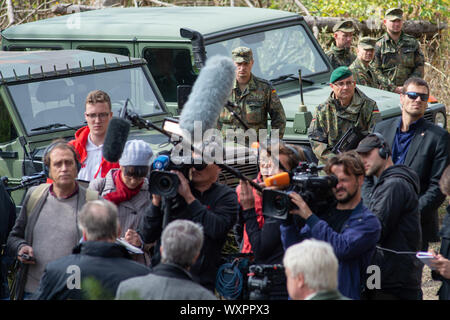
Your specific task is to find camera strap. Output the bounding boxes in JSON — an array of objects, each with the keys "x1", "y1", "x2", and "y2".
[{"x1": 376, "y1": 246, "x2": 417, "y2": 255}]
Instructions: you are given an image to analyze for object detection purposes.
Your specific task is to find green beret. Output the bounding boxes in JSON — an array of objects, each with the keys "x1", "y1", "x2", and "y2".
[
  {"x1": 385, "y1": 8, "x2": 403, "y2": 21},
  {"x1": 330, "y1": 66, "x2": 353, "y2": 83},
  {"x1": 333, "y1": 20, "x2": 355, "y2": 33},
  {"x1": 232, "y1": 46, "x2": 253, "y2": 63},
  {"x1": 358, "y1": 36, "x2": 376, "y2": 49}
]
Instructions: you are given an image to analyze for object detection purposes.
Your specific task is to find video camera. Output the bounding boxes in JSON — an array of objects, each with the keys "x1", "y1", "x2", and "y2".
[
  {"x1": 150, "y1": 151, "x2": 207, "y2": 198},
  {"x1": 247, "y1": 264, "x2": 285, "y2": 300},
  {"x1": 262, "y1": 162, "x2": 337, "y2": 220}
]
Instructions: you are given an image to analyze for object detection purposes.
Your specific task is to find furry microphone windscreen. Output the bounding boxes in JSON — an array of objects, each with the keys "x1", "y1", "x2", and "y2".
[
  {"x1": 179, "y1": 55, "x2": 236, "y2": 140},
  {"x1": 102, "y1": 117, "x2": 131, "y2": 163}
]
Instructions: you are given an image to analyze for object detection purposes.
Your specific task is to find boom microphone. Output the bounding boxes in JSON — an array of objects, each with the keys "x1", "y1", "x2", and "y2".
[
  {"x1": 102, "y1": 117, "x2": 131, "y2": 163},
  {"x1": 179, "y1": 55, "x2": 236, "y2": 140}
]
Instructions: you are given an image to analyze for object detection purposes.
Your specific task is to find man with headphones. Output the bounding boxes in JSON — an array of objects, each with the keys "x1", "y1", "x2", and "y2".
[
  {"x1": 7, "y1": 140, "x2": 99, "y2": 300},
  {"x1": 356, "y1": 133, "x2": 422, "y2": 300}
]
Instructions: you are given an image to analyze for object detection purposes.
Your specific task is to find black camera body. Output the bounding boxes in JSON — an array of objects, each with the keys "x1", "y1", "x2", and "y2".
[
  {"x1": 247, "y1": 264, "x2": 285, "y2": 300},
  {"x1": 150, "y1": 152, "x2": 206, "y2": 198},
  {"x1": 262, "y1": 162, "x2": 337, "y2": 220}
]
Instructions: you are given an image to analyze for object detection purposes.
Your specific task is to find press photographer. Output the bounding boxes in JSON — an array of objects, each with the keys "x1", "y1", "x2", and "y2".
[
  {"x1": 280, "y1": 151, "x2": 381, "y2": 300},
  {"x1": 137, "y1": 140, "x2": 239, "y2": 293},
  {"x1": 237, "y1": 142, "x2": 307, "y2": 299}
]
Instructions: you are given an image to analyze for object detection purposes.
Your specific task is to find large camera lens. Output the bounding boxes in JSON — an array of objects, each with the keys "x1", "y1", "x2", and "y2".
[{"x1": 149, "y1": 171, "x2": 180, "y2": 197}]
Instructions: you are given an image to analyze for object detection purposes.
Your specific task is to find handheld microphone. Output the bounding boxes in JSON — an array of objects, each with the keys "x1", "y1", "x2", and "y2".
[
  {"x1": 179, "y1": 55, "x2": 236, "y2": 140},
  {"x1": 264, "y1": 172, "x2": 290, "y2": 188},
  {"x1": 102, "y1": 117, "x2": 131, "y2": 163}
]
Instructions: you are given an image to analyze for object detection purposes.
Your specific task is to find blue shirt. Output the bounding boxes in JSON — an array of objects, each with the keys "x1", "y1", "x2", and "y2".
[{"x1": 392, "y1": 118, "x2": 424, "y2": 164}]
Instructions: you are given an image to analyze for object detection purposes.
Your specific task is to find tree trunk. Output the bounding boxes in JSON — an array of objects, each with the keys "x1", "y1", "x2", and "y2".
[
  {"x1": 303, "y1": 16, "x2": 447, "y2": 38},
  {"x1": 6, "y1": 0, "x2": 15, "y2": 27}
]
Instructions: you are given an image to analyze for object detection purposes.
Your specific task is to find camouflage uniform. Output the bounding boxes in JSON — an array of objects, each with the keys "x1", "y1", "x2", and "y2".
[
  {"x1": 349, "y1": 58, "x2": 396, "y2": 92},
  {"x1": 218, "y1": 74, "x2": 286, "y2": 138},
  {"x1": 308, "y1": 87, "x2": 381, "y2": 163},
  {"x1": 372, "y1": 32, "x2": 424, "y2": 86},
  {"x1": 326, "y1": 44, "x2": 356, "y2": 70}
]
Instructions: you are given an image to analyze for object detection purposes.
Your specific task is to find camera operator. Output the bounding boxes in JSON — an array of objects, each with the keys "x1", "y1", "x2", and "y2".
[
  {"x1": 280, "y1": 151, "x2": 381, "y2": 300},
  {"x1": 237, "y1": 142, "x2": 306, "y2": 299},
  {"x1": 137, "y1": 142, "x2": 239, "y2": 292}
]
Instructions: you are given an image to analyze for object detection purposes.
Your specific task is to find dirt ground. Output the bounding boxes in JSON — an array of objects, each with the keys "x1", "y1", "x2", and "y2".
[{"x1": 422, "y1": 242, "x2": 441, "y2": 300}]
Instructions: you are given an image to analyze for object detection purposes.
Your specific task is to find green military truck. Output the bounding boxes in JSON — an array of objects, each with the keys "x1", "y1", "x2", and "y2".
[
  {"x1": 0, "y1": 49, "x2": 173, "y2": 206},
  {"x1": 0, "y1": 49, "x2": 257, "y2": 207},
  {"x1": 1, "y1": 6, "x2": 446, "y2": 142}
]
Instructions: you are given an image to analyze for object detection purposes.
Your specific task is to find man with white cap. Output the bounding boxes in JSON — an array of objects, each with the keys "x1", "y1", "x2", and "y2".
[{"x1": 89, "y1": 139, "x2": 153, "y2": 265}]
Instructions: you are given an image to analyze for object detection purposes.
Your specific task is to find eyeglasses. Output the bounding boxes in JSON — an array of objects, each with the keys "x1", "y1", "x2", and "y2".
[
  {"x1": 85, "y1": 112, "x2": 110, "y2": 120},
  {"x1": 333, "y1": 80, "x2": 355, "y2": 88},
  {"x1": 404, "y1": 91, "x2": 429, "y2": 102}
]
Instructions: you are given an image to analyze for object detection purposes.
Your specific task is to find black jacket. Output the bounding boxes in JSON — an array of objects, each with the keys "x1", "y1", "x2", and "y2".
[
  {"x1": 139, "y1": 182, "x2": 238, "y2": 292},
  {"x1": 34, "y1": 241, "x2": 150, "y2": 300},
  {"x1": 363, "y1": 164, "x2": 422, "y2": 290},
  {"x1": 432, "y1": 205, "x2": 450, "y2": 300},
  {"x1": 375, "y1": 117, "x2": 450, "y2": 243}
]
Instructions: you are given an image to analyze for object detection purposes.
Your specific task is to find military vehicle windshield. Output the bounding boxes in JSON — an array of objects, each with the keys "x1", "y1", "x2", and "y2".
[
  {"x1": 8, "y1": 66, "x2": 164, "y2": 135},
  {"x1": 206, "y1": 24, "x2": 328, "y2": 81}
]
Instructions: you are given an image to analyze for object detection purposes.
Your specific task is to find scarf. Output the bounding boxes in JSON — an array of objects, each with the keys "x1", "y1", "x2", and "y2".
[{"x1": 103, "y1": 170, "x2": 143, "y2": 205}]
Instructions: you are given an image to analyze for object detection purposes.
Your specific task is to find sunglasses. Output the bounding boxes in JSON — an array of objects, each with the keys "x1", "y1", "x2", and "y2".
[{"x1": 404, "y1": 91, "x2": 429, "y2": 102}]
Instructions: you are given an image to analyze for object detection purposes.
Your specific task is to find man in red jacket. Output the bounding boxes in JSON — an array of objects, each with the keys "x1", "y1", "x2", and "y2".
[{"x1": 70, "y1": 90, "x2": 119, "y2": 181}]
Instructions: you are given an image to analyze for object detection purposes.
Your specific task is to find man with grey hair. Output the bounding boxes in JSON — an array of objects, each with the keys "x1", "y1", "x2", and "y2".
[
  {"x1": 34, "y1": 200, "x2": 150, "y2": 300},
  {"x1": 116, "y1": 219, "x2": 217, "y2": 300},
  {"x1": 283, "y1": 239, "x2": 349, "y2": 300}
]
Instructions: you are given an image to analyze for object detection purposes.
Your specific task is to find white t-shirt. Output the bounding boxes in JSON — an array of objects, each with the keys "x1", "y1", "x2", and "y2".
[{"x1": 77, "y1": 135, "x2": 103, "y2": 182}]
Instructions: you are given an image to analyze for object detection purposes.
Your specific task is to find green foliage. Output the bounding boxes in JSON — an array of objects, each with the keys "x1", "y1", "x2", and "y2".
[
  {"x1": 81, "y1": 277, "x2": 115, "y2": 300},
  {"x1": 275, "y1": 0, "x2": 448, "y2": 22}
]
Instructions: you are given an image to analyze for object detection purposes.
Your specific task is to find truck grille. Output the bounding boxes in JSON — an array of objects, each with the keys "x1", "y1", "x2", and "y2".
[
  {"x1": 423, "y1": 110, "x2": 434, "y2": 123},
  {"x1": 218, "y1": 162, "x2": 259, "y2": 189}
]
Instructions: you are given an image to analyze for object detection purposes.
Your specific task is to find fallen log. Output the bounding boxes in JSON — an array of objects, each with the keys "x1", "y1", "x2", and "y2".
[{"x1": 303, "y1": 16, "x2": 447, "y2": 38}]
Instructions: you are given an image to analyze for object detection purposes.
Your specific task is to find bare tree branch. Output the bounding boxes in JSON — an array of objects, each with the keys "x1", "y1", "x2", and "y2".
[{"x1": 6, "y1": 0, "x2": 15, "y2": 27}]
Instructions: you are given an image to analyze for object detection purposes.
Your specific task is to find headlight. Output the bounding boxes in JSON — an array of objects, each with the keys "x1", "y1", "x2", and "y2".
[{"x1": 434, "y1": 112, "x2": 446, "y2": 128}]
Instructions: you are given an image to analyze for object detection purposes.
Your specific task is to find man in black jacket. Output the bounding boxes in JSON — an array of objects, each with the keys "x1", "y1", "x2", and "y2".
[
  {"x1": 356, "y1": 133, "x2": 422, "y2": 300},
  {"x1": 34, "y1": 200, "x2": 150, "y2": 300},
  {"x1": 138, "y1": 162, "x2": 239, "y2": 292},
  {"x1": 374, "y1": 77, "x2": 450, "y2": 252}
]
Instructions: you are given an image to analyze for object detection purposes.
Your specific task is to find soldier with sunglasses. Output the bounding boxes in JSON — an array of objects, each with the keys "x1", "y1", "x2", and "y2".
[{"x1": 374, "y1": 77, "x2": 450, "y2": 260}]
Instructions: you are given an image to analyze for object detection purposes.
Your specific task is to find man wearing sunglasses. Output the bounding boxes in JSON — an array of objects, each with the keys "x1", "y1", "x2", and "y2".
[
  {"x1": 70, "y1": 90, "x2": 119, "y2": 182},
  {"x1": 374, "y1": 77, "x2": 450, "y2": 257}
]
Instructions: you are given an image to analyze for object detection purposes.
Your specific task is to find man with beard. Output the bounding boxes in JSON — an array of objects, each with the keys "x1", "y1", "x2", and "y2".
[
  {"x1": 356, "y1": 133, "x2": 422, "y2": 300},
  {"x1": 372, "y1": 8, "x2": 424, "y2": 87},
  {"x1": 280, "y1": 151, "x2": 381, "y2": 300},
  {"x1": 374, "y1": 78, "x2": 450, "y2": 253}
]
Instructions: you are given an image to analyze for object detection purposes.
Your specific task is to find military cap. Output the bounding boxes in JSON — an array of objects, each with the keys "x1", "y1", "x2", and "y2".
[
  {"x1": 385, "y1": 8, "x2": 403, "y2": 21},
  {"x1": 358, "y1": 36, "x2": 376, "y2": 49},
  {"x1": 232, "y1": 46, "x2": 253, "y2": 63},
  {"x1": 330, "y1": 66, "x2": 353, "y2": 83},
  {"x1": 333, "y1": 20, "x2": 355, "y2": 33}
]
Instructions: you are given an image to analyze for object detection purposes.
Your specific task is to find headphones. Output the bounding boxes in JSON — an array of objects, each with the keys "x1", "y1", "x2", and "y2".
[
  {"x1": 369, "y1": 132, "x2": 391, "y2": 160},
  {"x1": 43, "y1": 141, "x2": 81, "y2": 178}
]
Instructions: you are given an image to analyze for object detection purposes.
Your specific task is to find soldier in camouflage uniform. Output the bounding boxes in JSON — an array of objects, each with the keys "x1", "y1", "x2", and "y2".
[
  {"x1": 349, "y1": 37, "x2": 397, "y2": 92},
  {"x1": 372, "y1": 8, "x2": 425, "y2": 87},
  {"x1": 326, "y1": 20, "x2": 357, "y2": 70},
  {"x1": 218, "y1": 46, "x2": 286, "y2": 139},
  {"x1": 308, "y1": 66, "x2": 381, "y2": 163}
]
